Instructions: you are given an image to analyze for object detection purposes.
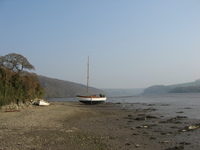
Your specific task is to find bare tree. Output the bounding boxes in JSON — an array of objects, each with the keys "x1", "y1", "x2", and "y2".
[{"x1": 0, "y1": 53, "x2": 35, "y2": 73}]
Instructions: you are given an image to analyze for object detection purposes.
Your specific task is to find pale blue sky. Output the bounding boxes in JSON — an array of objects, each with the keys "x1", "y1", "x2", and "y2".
[{"x1": 0, "y1": 0, "x2": 200, "y2": 88}]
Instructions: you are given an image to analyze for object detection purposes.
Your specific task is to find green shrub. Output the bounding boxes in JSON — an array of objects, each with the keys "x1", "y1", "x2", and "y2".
[{"x1": 0, "y1": 68, "x2": 44, "y2": 107}]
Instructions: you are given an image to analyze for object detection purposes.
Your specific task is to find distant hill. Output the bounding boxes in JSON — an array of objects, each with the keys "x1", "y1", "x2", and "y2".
[
  {"x1": 143, "y1": 85, "x2": 171, "y2": 94},
  {"x1": 143, "y1": 79, "x2": 200, "y2": 94},
  {"x1": 103, "y1": 88, "x2": 144, "y2": 97},
  {"x1": 38, "y1": 75, "x2": 200, "y2": 98},
  {"x1": 38, "y1": 76, "x2": 105, "y2": 98}
]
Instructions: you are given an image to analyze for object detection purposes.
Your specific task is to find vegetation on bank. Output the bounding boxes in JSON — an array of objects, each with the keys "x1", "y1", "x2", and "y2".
[
  {"x1": 0, "y1": 53, "x2": 44, "y2": 107},
  {"x1": 169, "y1": 86, "x2": 200, "y2": 93}
]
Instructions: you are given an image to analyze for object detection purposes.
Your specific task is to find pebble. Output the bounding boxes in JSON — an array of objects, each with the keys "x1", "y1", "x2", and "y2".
[
  {"x1": 135, "y1": 144, "x2": 140, "y2": 147},
  {"x1": 159, "y1": 141, "x2": 170, "y2": 144}
]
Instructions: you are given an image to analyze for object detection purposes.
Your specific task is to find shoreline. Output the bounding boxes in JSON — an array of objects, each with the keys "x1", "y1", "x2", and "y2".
[{"x1": 0, "y1": 102, "x2": 200, "y2": 150}]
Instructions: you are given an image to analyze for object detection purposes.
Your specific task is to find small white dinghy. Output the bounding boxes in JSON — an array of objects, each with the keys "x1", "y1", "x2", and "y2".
[{"x1": 35, "y1": 99, "x2": 50, "y2": 106}]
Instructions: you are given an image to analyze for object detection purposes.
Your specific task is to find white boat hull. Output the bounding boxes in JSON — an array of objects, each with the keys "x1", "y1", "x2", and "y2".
[
  {"x1": 35, "y1": 100, "x2": 50, "y2": 106},
  {"x1": 77, "y1": 96, "x2": 106, "y2": 104},
  {"x1": 77, "y1": 97, "x2": 106, "y2": 101}
]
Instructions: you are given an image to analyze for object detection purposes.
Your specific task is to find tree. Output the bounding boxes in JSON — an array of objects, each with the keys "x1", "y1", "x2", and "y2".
[
  {"x1": 0, "y1": 53, "x2": 44, "y2": 106},
  {"x1": 0, "y1": 53, "x2": 35, "y2": 73},
  {"x1": 0, "y1": 53, "x2": 39, "y2": 106}
]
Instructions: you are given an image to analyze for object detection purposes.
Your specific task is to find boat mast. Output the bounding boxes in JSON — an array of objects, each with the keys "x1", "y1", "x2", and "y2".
[{"x1": 87, "y1": 56, "x2": 89, "y2": 94}]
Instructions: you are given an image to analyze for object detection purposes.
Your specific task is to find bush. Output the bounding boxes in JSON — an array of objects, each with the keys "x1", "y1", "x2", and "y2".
[{"x1": 0, "y1": 68, "x2": 44, "y2": 107}]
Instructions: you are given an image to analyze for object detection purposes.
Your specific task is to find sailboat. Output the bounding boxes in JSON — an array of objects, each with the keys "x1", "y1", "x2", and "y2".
[{"x1": 76, "y1": 56, "x2": 107, "y2": 104}]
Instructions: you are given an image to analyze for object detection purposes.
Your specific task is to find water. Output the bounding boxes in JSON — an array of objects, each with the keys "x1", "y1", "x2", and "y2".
[{"x1": 48, "y1": 93, "x2": 200, "y2": 119}]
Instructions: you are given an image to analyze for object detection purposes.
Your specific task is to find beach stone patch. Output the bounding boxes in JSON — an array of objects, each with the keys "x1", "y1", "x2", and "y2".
[
  {"x1": 136, "y1": 125, "x2": 148, "y2": 129},
  {"x1": 125, "y1": 142, "x2": 131, "y2": 146},
  {"x1": 176, "y1": 111, "x2": 184, "y2": 113},
  {"x1": 149, "y1": 137, "x2": 156, "y2": 140},
  {"x1": 132, "y1": 133, "x2": 139, "y2": 135},
  {"x1": 184, "y1": 107, "x2": 192, "y2": 109},
  {"x1": 159, "y1": 141, "x2": 170, "y2": 144},
  {"x1": 137, "y1": 113, "x2": 146, "y2": 116},
  {"x1": 176, "y1": 116, "x2": 188, "y2": 119},
  {"x1": 165, "y1": 145, "x2": 184, "y2": 150},
  {"x1": 161, "y1": 132, "x2": 174, "y2": 135},
  {"x1": 161, "y1": 104, "x2": 170, "y2": 106},
  {"x1": 179, "y1": 124, "x2": 200, "y2": 132},
  {"x1": 146, "y1": 115, "x2": 158, "y2": 119},
  {"x1": 125, "y1": 114, "x2": 158, "y2": 122},
  {"x1": 159, "y1": 116, "x2": 187, "y2": 124},
  {"x1": 135, "y1": 144, "x2": 140, "y2": 147},
  {"x1": 170, "y1": 126, "x2": 180, "y2": 129},
  {"x1": 144, "y1": 107, "x2": 157, "y2": 111},
  {"x1": 179, "y1": 142, "x2": 191, "y2": 145},
  {"x1": 147, "y1": 104, "x2": 156, "y2": 106},
  {"x1": 135, "y1": 117, "x2": 146, "y2": 121},
  {"x1": 124, "y1": 114, "x2": 134, "y2": 119}
]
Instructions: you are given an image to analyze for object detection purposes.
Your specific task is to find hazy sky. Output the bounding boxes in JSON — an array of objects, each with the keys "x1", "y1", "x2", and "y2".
[{"x1": 0, "y1": 0, "x2": 200, "y2": 89}]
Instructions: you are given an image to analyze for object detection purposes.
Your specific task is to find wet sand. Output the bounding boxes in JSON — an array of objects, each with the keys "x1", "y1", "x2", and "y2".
[{"x1": 0, "y1": 102, "x2": 200, "y2": 150}]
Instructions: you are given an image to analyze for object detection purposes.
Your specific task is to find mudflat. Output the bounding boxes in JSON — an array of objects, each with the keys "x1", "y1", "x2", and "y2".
[{"x1": 0, "y1": 102, "x2": 200, "y2": 150}]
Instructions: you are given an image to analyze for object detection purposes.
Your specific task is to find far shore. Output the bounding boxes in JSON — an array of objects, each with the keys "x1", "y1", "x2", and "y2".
[{"x1": 0, "y1": 102, "x2": 200, "y2": 150}]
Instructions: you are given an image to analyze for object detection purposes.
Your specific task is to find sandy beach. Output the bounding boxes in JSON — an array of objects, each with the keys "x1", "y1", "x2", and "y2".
[{"x1": 0, "y1": 102, "x2": 200, "y2": 150}]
